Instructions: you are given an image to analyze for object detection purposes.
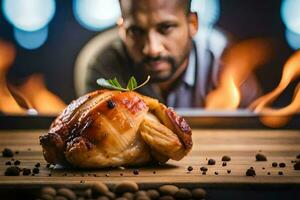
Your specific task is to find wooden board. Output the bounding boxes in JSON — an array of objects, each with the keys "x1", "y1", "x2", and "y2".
[{"x1": 0, "y1": 129, "x2": 300, "y2": 189}]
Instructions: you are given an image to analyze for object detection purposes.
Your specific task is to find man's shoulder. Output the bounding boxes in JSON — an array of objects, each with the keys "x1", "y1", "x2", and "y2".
[
  {"x1": 88, "y1": 29, "x2": 129, "y2": 71},
  {"x1": 76, "y1": 27, "x2": 134, "y2": 95}
]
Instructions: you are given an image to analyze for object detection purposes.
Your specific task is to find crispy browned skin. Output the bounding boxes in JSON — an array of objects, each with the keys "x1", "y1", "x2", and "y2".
[{"x1": 40, "y1": 90, "x2": 192, "y2": 168}]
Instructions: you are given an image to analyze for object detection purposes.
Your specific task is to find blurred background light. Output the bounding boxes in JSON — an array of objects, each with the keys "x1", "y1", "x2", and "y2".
[
  {"x1": 281, "y1": 0, "x2": 300, "y2": 34},
  {"x1": 191, "y1": 0, "x2": 220, "y2": 26},
  {"x1": 14, "y1": 27, "x2": 49, "y2": 50},
  {"x1": 73, "y1": 0, "x2": 121, "y2": 31},
  {"x1": 285, "y1": 29, "x2": 300, "y2": 50},
  {"x1": 2, "y1": 0, "x2": 56, "y2": 32}
]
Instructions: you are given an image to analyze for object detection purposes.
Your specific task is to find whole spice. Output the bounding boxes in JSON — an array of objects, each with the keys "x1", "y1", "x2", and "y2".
[
  {"x1": 293, "y1": 161, "x2": 300, "y2": 170},
  {"x1": 5, "y1": 166, "x2": 20, "y2": 176},
  {"x1": 221, "y1": 155, "x2": 231, "y2": 161},
  {"x1": 279, "y1": 162, "x2": 286, "y2": 168},
  {"x1": 272, "y1": 162, "x2": 278, "y2": 167},
  {"x1": 133, "y1": 169, "x2": 139, "y2": 175},
  {"x1": 200, "y1": 166, "x2": 208, "y2": 172},
  {"x1": 5, "y1": 161, "x2": 11, "y2": 165},
  {"x1": 32, "y1": 167, "x2": 40, "y2": 174},
  {"x1": 107, "y1": 100, "x2": 116, "y2": 109},
  {"x1": 22, "y1": 168, "x2": 31, "y2": 176},
  {"x1": 256, "y1": 153, "x2": 267, "y2": 161},
  {"x1": 246, "y1": 167, "x2": 256, "y2": 176},
  {"x1": 14, "y1": 160, "x2": 21, "y2": 165},
  {"x1": 2, "y1": 148, "x2": 14, "y2": 157},
  {"x1": 187, "y1": 166, "x2": 193, "y2": 172},
  {"x1": 208, "y1": 159, "x2": 216, "y2": 165}
]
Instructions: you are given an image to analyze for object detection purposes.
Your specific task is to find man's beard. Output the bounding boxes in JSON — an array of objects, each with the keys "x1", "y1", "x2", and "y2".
[{"x1": 136, "y1": 55, "x2": 177, "y2": 83}]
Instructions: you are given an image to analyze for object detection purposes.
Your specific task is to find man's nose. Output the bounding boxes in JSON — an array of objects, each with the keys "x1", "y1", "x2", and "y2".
[{"x1": 142, "y1": 31, "x2": 163, "y2": 57}]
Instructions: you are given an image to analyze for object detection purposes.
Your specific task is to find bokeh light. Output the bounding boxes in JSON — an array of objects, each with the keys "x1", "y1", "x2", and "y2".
[
  {"x1": 73, "y1": 0, "x2": 121, "y2": 31},
  {"x1": 281, "y1": 0, "x2": 300, "y2": 34},
  {"x1": 14, "y1": 27, "x2": 49, "y2": 50},
  {"x1": 2, "y1": 0, "x2": 56, "y2": 32},
  {"x1": 191, "y1": 0, "x2": 220, "y2": 26},
  {"x1": 285, "y1": 29, "x2": 300, "y2": 50}
]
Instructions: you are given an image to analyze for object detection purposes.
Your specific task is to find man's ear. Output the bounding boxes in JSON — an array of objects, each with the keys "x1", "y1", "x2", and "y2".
[
  {"x1": 188, "y1": 12, "x2": 198, "y2": 37},
  {"x1": 117, "y1": 17, "x2": 126, "y2": 41}
]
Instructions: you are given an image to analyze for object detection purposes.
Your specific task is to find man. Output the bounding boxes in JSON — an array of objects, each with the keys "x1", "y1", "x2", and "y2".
[{"x1": 83, "y1": 0, "x2": 261, "y2": 108}]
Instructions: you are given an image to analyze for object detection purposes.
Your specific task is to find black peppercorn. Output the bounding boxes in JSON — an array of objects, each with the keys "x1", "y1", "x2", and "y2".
[
  {"x1": 222, "y1": 162, "x2": 227, "y2": 166},
  {"x1": 107, "y1": 99, "x2": 116, "y2": 109},
  {"x1": 272, "y1": 162, "x2": 278, "y2": 167},
  {"x1": 246, "y1": 168, "x2": 256, "y2": 176},
  {"x1": 187, "y1": 166, "x2": 193, "y2": 172},
  {"x1": 5, "y1": 166, "x2": 20, "y2": 176},
  {"x1": 32, "y1": 167, "x2": 39, "y2": 174},
  {"x1": 5, "y1": 161, "x2": 11, "y2": 165},
  {"x1": 256, "y1": 153, "x2": 267, "y2": 161},
  {"x1": 278, "y1": 171, "x2": 283, "y2": 175},
  {"x1": 14, "y1": 160, "x2": 21, "y2": 165},
  {"x1": 294, "y1": 161, "x2": 300, "y2": 170},
  {"x1": 279, "y1": 162, "x2": 286, "y2": 168},
  {"x1": 227, "y1": 169, "x2": 231, "y2": 174},
  {"x1": 133, "y1": 169, "x2": 139, "y2": 175},
  {"x1": 35, "y1": 163, "x2": 41, "y2": 168},
  {"x1": 22, "y1": 168, "x2": 31, "y2": 176},
  {"x1": 2, "y1": 148, "x2": 14, "y2": 157},
  {"x1": 221, "y1": 155, "x2": 231, "y2": 161},
  {"x1": 200, "y1": 166, "x2": 208, "y2": 172},
  {"x1": 208, "y1": 159, "x2": 216, "y2": 165}
]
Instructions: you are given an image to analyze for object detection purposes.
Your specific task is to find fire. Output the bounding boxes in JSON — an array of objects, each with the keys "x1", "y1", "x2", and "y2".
[
  {"x1": 0, "y1": 40, "x2": 66, "y2": 115},
  {"x1": 205, "y1": 71, "x2": 240, "y2": 110},
  {"x1": 205, "y1": 38, "x2": 275, "y2": 110},
  {"x1": 250, "y1": 50, "x2": 300, "y2": 127},
  {"x1": 16, "y1": 74, "x2": 66, "y2": 115},
  {"x1": 0, "y1": 40, "x2": 26, "y2": 114}
]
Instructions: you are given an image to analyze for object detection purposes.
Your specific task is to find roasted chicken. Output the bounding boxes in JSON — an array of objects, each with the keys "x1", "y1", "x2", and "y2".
[{"x1": 40, "y1": 90, "x2": 192, "y2": 168}]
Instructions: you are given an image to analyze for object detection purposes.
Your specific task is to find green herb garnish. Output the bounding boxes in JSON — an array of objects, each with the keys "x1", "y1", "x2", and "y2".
[{"x1": 97, "y1": 76, "x2": 150, "y2": 91}]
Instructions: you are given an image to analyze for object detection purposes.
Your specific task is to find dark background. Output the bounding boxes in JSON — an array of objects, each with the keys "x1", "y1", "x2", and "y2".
[{"x1": 0, "y1": 0, "x2": 296, "y2": 105}]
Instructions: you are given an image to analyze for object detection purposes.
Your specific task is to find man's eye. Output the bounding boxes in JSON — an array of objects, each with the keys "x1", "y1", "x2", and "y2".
[
  {"x1": 158, "y1": 24, "x2": 176, "y2": 34},
  {"x1": 127, "y1": 27, "x2": 144, "y2": 37}
]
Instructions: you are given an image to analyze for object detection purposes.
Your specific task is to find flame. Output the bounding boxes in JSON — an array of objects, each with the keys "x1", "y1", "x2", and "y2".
[
  {"x1": 249, "y1": 50, "x2": 300, "y2": 127},
  {"x1": 249, "y1": 50, "x2": 300, "y2": 111},
  {"x1": 205, "y1": 38, "x2": 275, "y2": 110},
  {"x1": 17, "y1": 74, "x2": 66, "y2": 115},
  {"x1": 205, "y1": 71, "x2": 240, "y2": 110},
  {"x1": 258, "y1": 83, "x2": 300, "y2": 128},
  {"x1": 0, "y1": 40, "x2": 26, "y2": 114}
]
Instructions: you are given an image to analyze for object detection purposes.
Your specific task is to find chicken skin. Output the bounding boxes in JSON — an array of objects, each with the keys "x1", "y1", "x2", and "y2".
[{"x1": 40, "y1": 90, "x2": 192, "y2": 168}]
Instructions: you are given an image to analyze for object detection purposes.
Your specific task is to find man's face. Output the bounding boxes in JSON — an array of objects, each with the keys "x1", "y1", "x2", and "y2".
[{"x1": 119, "y1": 0, "x2": 198, "y2": 82}]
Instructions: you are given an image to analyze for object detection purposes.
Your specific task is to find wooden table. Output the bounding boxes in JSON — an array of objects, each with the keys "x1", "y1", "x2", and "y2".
[{"x1": 0, "y1": 129, "x2": 299, "y2": 199}]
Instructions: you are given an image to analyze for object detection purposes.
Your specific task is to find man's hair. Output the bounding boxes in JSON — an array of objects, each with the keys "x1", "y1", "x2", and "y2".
[{"x1": 119, "y1": 0, "x2": 192, "y2": 15}]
